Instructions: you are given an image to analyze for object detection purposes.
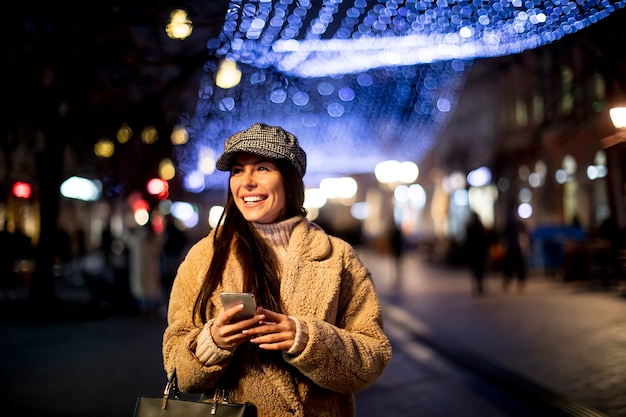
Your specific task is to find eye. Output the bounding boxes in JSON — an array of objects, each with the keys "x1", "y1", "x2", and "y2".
[
  {"x1": 257, "y1": 161, "x2": 278, "y2": 171},
  {"x1": 231, "y1": 166, "x2": 243, "y2": 175}
]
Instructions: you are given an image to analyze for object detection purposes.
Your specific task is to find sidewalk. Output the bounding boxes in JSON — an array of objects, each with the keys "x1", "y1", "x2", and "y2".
[{"x1": 357, "y1": 249, "x2": 626, "y2": 417}]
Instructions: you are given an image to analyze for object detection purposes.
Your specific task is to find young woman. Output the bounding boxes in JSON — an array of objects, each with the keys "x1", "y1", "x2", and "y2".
[{"x1": 162, "y1": 123, "x2": 391, "y2": 417}]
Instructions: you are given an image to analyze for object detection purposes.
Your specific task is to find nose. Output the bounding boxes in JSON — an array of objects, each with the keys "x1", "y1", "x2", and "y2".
[{"x1": 241, "y1": 169, "x2": 256, "y2": 188}]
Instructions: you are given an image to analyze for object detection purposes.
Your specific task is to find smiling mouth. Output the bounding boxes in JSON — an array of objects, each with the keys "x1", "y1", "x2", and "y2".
[{"x1": 243, "y1": 196, "x2": 266, "y2": 204}]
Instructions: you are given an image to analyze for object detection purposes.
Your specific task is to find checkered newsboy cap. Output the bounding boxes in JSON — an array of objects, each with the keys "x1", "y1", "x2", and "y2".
[{"x1": 216, "y1": 123, "x2": 307, "y2": 177}]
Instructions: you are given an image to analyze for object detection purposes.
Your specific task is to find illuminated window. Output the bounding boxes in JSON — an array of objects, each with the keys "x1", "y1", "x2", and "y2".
[
  {"x1": 532, "y1": 91, "x2": 544, "y2": 124},
  {"x1": 561, "y1": 155, "x2": 578, "y2": 223},
  {"x1": 515, "y1": 98, "x2": 528, "y2": 127},
  {"x1": 560, "y1": 66, "x2": 574, "y2": 115}
]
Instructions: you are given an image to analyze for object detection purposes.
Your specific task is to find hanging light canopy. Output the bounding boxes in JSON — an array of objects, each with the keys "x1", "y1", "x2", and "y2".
[
  {"x1": 174, "y1": 0, "x2": 625, "y2": 191},
  {"x1": 214, "y1": 0, "x2": 624, "y2": 77}
]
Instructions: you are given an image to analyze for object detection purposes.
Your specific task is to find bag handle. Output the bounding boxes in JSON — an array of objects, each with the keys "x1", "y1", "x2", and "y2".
[
  {"x1": 211, "y1": 389, "x2": 229, "y2": 415},
  {"x1": 161, "y1": 369, "x2": 180, "y2": 409},
  {"x1": 162, "y1": 368, "x2": 235, "y2": 414}
]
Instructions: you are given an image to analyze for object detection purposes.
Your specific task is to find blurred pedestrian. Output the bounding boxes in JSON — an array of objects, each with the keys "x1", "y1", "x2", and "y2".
[
  {"x1": 0, "y1": 221, "x2": 18, "y2": 297},
  {"x1": 125, "y1": 221, "x2": 163, "y2": 318},
  {"x1": 597, "y1": 215, "x2": 623, "y2": 283},
  {"x1": 389, "y1": 222, "x2": 404, "y2": 291},
  {"x1": 502, "y1": 204, "x2": 529, "y2": 293},
  {"x1": 464, "y1": 211, "x2": 491, "y2": 296},
  {"x1": 160, "y1": 214, "x2": 187, "y2": 296},
  {"x1": 3, "y1": 223, "x2": 35, "y2": 295}
]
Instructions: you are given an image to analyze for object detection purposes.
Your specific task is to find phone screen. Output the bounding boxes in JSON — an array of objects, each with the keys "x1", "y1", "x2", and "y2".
[{"x1": 220, "y1": 292, "x2": 256, "y2": 322}]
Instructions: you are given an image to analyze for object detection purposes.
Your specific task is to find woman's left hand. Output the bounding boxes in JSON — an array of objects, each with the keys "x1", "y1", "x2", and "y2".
[{"x1": 242, "y1": 307, "x2": 296, "y2": 351}]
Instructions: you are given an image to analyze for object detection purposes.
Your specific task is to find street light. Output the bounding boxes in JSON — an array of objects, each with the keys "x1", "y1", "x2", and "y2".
[
  {"x1": 166, "y1": 9, "x2": 193, "y2": 40},
  {"x1": 601, "y1": 105, "x2": 626, "y2": 148},
  {"x1": 609, "y1": 106, "x2": 626, "y2": 129}
]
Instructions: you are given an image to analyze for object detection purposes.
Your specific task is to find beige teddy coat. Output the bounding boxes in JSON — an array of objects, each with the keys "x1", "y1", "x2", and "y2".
[{"x1": 162, "y1": 218, "x2": 392, "y2": 417}]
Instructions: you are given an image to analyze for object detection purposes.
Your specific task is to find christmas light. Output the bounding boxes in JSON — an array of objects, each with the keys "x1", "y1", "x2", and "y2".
[{"x1": 176, "y1": 0, "x2": 625, "y2": 191}]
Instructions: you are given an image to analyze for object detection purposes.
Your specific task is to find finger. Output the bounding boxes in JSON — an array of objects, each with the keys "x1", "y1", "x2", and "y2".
[
  {"x1": 223, "y1": 304, "x2": 247, "y2": 323},
  {"x1": 251, "y1": 327, "x2": 295, "y2": 344},
  {"x1": 242, "y1": 321, "x2": 281, "y2": 337},
  {"x1": 255, "y1": 338, "x2": 294, "y2": 351},
  {"x1": 220, "y1": 336, "x2": 248, "y2": 350},
  {"x1": 223, "y1": 306, "x2": 265, "y2": 326},
  {"x1": 211, "y1": 323, "x2": 250, "y2": 350},
  {"x1": 249, "y1": 332, "x2": 283, "y2": 344},
  {"x1": 258, "y1": 308, "x2": 283, "y2": 322},
  {"x1": 257, "y1": 317, "x2": 294, "y2": 334}
]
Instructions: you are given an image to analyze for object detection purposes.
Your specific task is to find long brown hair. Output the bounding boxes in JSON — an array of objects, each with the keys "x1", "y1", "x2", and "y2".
[{"x1": 192, "y1": 159, "x2": 307, "y2": 325}]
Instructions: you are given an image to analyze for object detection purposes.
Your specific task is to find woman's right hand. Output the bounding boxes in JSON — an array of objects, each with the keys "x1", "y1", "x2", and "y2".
[{"x1": 210, "y1": 306, "x2": 265, "y2": 350}]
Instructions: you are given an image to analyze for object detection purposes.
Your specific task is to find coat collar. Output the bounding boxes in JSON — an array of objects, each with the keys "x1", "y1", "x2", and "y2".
[{"x1": 288, "y1": 217, "x2": 332, "y2": 261}]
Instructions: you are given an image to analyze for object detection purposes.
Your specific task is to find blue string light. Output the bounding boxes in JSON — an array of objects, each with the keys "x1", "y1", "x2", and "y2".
[
  {"x1": 177, "y1": 0, "x2": 625, "y2": 191},
  {"x1": 218, "y1": 0, "x2": 624, "y2": 77}
]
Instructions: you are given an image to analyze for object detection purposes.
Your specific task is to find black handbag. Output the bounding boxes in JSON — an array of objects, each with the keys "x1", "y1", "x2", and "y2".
[{"x1": 133, "y1": 369, "x2": 257, "y2": 417}]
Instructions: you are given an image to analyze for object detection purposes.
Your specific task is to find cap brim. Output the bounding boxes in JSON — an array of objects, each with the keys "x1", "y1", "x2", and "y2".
[
  {"x1": 215, "y1": 151, "x2": 236, "y2": 172},
  {"x1": 215, "y1": 148, "x2": 289, "y2": 172}
]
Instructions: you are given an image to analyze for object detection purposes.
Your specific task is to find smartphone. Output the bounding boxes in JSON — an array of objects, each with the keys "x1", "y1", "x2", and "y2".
[{"x1": 220, "y1": 292, "x2": 256, "y2": 322}]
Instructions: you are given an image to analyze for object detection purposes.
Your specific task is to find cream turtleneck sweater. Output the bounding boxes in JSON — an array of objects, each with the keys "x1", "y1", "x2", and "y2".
[{"x1": 252, "y1": 216, "x2": 301, "y2": 266}]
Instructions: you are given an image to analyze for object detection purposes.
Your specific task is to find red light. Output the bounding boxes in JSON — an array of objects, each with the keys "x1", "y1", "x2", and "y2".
[
  {"x1": 127, "y1": 191, "x2": 150, "y2": 212},
  {"x1": 151, "y1": 215, "x2": 164, "y2": 234},
  {"x1": 132, "y1": 198, "x2": 150, "y2": 213},
  {"x1": 146, "y1": 178, "x2": 169, "y2": 200},
  {"x1": 12, "y1": 182, "x2": 31, "y2": 199}
]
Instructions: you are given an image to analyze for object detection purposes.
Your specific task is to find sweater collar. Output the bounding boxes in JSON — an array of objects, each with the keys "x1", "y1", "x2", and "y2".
[
  {"x1": 252, "y1": 216, "x2": 303, "y2": 249},
  {"x1": 253, "y1": 216, "x2": 333, "y2": 262}
]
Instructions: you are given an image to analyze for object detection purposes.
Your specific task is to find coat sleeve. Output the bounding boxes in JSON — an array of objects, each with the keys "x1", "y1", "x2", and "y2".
[
  {"x1": 161, "y1": 235, "x2": 233, "y2": 393},
  {"x1": 284, "y1": 243, "x2": 392, "y2": 394}
]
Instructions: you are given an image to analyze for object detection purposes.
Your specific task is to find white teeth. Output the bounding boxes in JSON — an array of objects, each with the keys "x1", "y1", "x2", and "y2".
[{"x1": 244, "y1": 196, "x2": 263, "y2": 203}]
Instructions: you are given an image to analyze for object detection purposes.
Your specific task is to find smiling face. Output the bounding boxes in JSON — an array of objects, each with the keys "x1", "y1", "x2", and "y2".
[{"x1": 230, "y1": 153, "x2": 287, "y2": 224}]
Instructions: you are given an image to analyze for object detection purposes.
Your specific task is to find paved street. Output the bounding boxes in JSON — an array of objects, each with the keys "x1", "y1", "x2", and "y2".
[
  {"x1": 1, "y1": 249, "x2": 625, "y2": 417},
  {"x1": 359, "y1": 249, "x2": 626, "y2": 417}
]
